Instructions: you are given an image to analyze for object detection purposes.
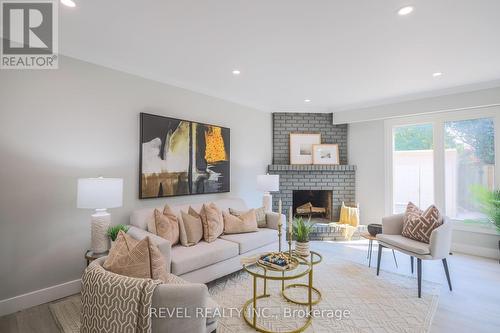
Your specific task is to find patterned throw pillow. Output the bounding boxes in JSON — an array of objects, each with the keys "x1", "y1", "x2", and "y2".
[
  {"x1": 223, "y1": 209, "x2": 258, "y2": 234},
  {"x1": 148, "y1": 204, "x2": 180, "y2": 245},
  {"x1": 178, "y1": 207, "x2": 203, "y2": 246},
  {"x1": 103, "y1": 231, "x2": 169, "y2": 282},
  {"x1": 199, "y1": 203, "x2": 224, "y2": 242},
  {"x1": 230, "y1": 207, "x2": 267, "y2": 227},
  {"x1": 402, "y1": 202, "x2": 443, "y2": 244}
]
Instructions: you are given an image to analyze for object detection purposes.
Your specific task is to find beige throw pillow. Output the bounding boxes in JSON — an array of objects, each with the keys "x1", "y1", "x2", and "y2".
[
  {"x1": 103, "y1": 231, "x2": 169, "y2": 282},
  {"x1": 178, "y1": 207, "x2": 203, "y2": 246},
  {"x1": 199, "y1": 203, "x2": 224, "y2": 242},
  {"x1": 223, "y1": 210, "x2": 258, "y2": 234},
  {"x1": 230, "y1": 207, "x2": 267, "y2": 227},
  {"x1": 401, "y1": 202, "x2": 443, "y2": 244},
  {"x1": 148, "y1": 204, "x2": 180, "y2": 245}
]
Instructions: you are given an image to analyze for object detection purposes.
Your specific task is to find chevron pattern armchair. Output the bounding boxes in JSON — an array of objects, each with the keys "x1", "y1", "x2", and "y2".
[{"x1": 375, "y1": 213, "x2": 453, "y2": 298}]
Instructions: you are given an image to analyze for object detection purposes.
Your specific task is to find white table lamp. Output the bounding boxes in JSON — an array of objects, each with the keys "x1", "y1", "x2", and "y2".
[
  {"x1": 257, "y1": 174, "x2": 279, "y2": 212},
  {"x1": 77, "y1": 177, "x2": 123, "y2": 253}
]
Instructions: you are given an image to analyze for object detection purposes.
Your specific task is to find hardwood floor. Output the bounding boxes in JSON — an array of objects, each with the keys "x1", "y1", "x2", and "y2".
[
  {"x1": 1, "y1": 240, "x2": 499, "y2": 333},
  {"x1": 311, "y1": 240, "x2": 500, "y2": 333}
]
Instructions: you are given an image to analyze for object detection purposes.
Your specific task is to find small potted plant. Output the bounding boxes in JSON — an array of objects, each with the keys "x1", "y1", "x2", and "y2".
[
  {"x1": 293, "y1": 217, "x2": 314, "y2": 257},
  {"x1": 107, "y1": 224, "x2": 130, "y2": 248}
]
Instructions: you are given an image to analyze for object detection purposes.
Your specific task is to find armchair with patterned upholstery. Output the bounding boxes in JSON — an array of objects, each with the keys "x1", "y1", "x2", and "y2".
[{"x1": 91, "y1": 257, "x2": 218, "y2": 333}]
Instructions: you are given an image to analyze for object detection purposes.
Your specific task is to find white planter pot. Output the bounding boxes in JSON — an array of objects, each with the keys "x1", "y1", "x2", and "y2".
[{"x1": 295, "y1": 241, "x2": 310, "y2": 257}]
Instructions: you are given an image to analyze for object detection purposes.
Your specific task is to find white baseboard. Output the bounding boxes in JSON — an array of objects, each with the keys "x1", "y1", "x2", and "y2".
[
  {"x1": 0, "y1": 279, "x2": 81, "y2": 317},
  {"x1": 452, "y1": 243, "x2": 500, "y2": 260}
]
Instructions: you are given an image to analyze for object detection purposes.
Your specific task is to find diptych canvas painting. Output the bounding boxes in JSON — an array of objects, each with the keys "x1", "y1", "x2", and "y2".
[{"x1": 140, "y1": 113, "x2": 230, "y2": 198}]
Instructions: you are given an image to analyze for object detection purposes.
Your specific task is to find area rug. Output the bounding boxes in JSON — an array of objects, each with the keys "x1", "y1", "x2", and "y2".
[
  {"x1": 50, "y1": 258, "x2": 439, "y2": 333},
  {"x1": 208, "y1": 258, "x2": 440, "y2": 333}
]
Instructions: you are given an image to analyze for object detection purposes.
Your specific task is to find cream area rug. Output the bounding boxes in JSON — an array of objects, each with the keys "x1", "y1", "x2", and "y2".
[
  {"x1": 208, "y1": 258, "x2": 439, "y2": 333},
  {"x1": 50, "y1": 258, "x2": 439, "y2": 333}
]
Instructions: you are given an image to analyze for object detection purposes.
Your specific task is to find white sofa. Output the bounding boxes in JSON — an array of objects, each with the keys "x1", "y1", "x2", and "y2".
[{"x1": 127, "y1": 197, "x2": 284, "y2": 283}]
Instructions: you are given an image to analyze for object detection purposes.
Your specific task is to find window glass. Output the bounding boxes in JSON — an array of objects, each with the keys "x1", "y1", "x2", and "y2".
[
  {"x1": 393, "y1": 124, "x2": 434, "y2": 213},
  {"x1": 444, "y1": 118, "x2": 495, "y2": 220}
]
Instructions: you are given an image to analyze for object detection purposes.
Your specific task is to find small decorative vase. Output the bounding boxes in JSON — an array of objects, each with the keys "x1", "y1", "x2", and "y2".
[{"x1": 295, "y1": 241, "x2": 310, "y2": 257}]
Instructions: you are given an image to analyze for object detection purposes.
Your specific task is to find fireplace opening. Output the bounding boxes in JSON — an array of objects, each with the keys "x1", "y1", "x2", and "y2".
[{"x1": 292, "y1": 190, "x2": 333, "y2": 221}]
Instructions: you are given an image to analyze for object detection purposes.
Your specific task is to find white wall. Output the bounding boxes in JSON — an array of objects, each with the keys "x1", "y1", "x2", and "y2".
[
  {"x1": 348, "y1": 120, "x2": 386, "y2": 224},
  {"x1": 0, "y1": 56, "x2": 272, "y2": 305}
]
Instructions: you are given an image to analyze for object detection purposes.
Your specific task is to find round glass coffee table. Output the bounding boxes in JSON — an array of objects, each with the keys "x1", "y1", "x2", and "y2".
[
  {"x1": 282, "y1": 251, "x2": 322, "y2": 305},
  {"x1": 242, "y1": 253, "x2": 314, "y2": 333}
]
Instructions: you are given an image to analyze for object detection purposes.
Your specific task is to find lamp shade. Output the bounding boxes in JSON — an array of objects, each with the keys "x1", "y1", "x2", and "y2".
[
  {"x1": 77, "y1": 177, "x2": 123, "y2": 209},
  {"x1": 257, "y1": 174, "x2": 279, "y2": 192}
]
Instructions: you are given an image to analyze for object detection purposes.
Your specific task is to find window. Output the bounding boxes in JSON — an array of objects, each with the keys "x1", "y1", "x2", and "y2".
[
  {"x1": 392, "y1": 124, "x2": 434, "y2": 213},
  {"x1": 445, "y1": 118, "x2": 495, "y2": 220},
  {"x1": 386, "y1": 108, "x2": 498, "y2": 226}
]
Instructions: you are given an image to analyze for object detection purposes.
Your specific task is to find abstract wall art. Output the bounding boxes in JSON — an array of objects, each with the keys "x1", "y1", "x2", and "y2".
[{"x1": 140, "y1": 113, "x2": 230, "y2": 198}]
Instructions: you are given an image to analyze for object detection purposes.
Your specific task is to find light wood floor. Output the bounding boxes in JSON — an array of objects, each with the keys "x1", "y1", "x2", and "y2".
[{"x1": 1, "y1": 240, "x2": 499, "y2": 333}]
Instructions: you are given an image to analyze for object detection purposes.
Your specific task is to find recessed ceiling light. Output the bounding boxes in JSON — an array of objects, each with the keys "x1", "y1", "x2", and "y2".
[
  {"x1": 432, "y1": 72, "x2": 443, "y2": 77},
  {"x1": 232, "y1": 70, "x2": 241, "y2": 75},
  {"x1": 304, "y1": 99, "x2": 311, "y2": 103},
  {"x1": 397, "y1": 6, "x2": 414, "y2": 16},
  {"x1": 61, "y1": 0, "x2": 76, "y2": 7}
]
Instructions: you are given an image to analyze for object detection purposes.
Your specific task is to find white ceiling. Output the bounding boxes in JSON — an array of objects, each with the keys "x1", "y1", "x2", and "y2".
[{"x1": 59, "y1": 0, "x2": 500, "y2": 112}]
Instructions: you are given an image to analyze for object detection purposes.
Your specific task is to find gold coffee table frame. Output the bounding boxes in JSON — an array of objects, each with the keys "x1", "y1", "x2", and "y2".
[
  {"x1": 242, "y1": 254, "x2": 316, "y2": 333},
  {"x1": 282, "y1": 251, "x2": 323, "y2": 305}
]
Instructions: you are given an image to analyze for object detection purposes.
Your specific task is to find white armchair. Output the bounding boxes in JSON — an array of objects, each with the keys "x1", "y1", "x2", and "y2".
[{"x1": 375, "y1": 213, "x2": 453, "y2": 298}]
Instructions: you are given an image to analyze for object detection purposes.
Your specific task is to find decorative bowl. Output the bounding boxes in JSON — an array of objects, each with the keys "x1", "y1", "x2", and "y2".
[{"x1": 367, "y1": 224, "x2": 382, "y2": 236}]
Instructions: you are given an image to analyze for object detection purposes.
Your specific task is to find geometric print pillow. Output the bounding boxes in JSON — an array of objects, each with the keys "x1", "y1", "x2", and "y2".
[
  {"x1": 103, "y1": 230, "x2": 169, "y2": 283},
  {"x1": 401, "y1": 202, "x2": 443, "y2": 244}
]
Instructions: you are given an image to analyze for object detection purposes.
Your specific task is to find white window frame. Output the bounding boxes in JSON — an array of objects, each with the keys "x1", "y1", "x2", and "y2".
[{"x1": 384, "y1": 106, "x2": 500, "y2": 233}]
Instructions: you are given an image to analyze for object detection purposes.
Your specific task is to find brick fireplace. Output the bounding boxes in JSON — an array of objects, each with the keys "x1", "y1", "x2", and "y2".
[
  {"x1": 269, "y1": 113, "x2": 356, "y2": 222},
  {"x1": 293, "y1": 189, "x2": 333, "y2": 220}
]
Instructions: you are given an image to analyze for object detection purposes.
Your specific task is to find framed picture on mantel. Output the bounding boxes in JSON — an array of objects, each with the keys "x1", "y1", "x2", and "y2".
[
  {"x1": 289, "y1": 133, "x2": 321, "y2": 164},
  {"x1": 312, "y1": 144, "x2": 339, "y2": 165}
]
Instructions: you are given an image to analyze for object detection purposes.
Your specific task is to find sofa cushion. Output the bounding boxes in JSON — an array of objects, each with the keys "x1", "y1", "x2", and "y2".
[
  {"x1": 130, "y1": 197, "x2": 248, "y2": 230},
  {"x1": 178, "y1": 208, "x2": 204, "y2": 247},
  {"x1": 222, "y1": 210, "x2": 258, "y2": 234},
  {"x1": 230, "y1": 207, "x2": 267, "y2": 227},
  {"x1": 376, "y1": 234, "x2": 431, "y2": 255},
  {"x1": 220, "y1": 228, "x2": 277, "y2": 254},
  {"x1": 199, "y1": 203, "x2": 224, "y2": 243},
  {"x1": 170, "y1": 239, "x2": 239, "y2": 275},
  {"x1": 104, "y1": 231, "x2": 169, "y2": 282},
  {"x1": 148, "y1": 205, "x2": 180, "y2": 246}
]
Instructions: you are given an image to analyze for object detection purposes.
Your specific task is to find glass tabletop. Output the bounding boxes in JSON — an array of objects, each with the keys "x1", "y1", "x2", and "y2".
[
  {"x1": 293, "y1": 250, "x2": 323, "y2": 265},
  {"x1": 243, "y1": 253, "x2": 312, "y2": 280}
]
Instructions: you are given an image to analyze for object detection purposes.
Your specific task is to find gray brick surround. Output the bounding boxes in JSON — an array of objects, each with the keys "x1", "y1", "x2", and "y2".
[
  {"x1": 269, "y1": 165, "x2": 356, "y2": 220},
  {"x1": 272, "y1": 113, "x2": 347, "y2": 165},
  {"x1": 270, "y1": 113, "x2": 355, "y2": 222}
]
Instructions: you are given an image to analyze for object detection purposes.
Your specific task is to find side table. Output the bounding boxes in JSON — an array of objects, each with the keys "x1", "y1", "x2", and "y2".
[
  {"x1": 361, "y1": 233, "x2": 398, "y2": 268},
  {"x1": 242, "y1": 254, "x2": 314, "y2": 333},
  {"x1": 85, "y1": 250, "x2": 108, "y2": 266},
  {"x1": 282, "y1": 251, "x2": 322, "y2": 305}
]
